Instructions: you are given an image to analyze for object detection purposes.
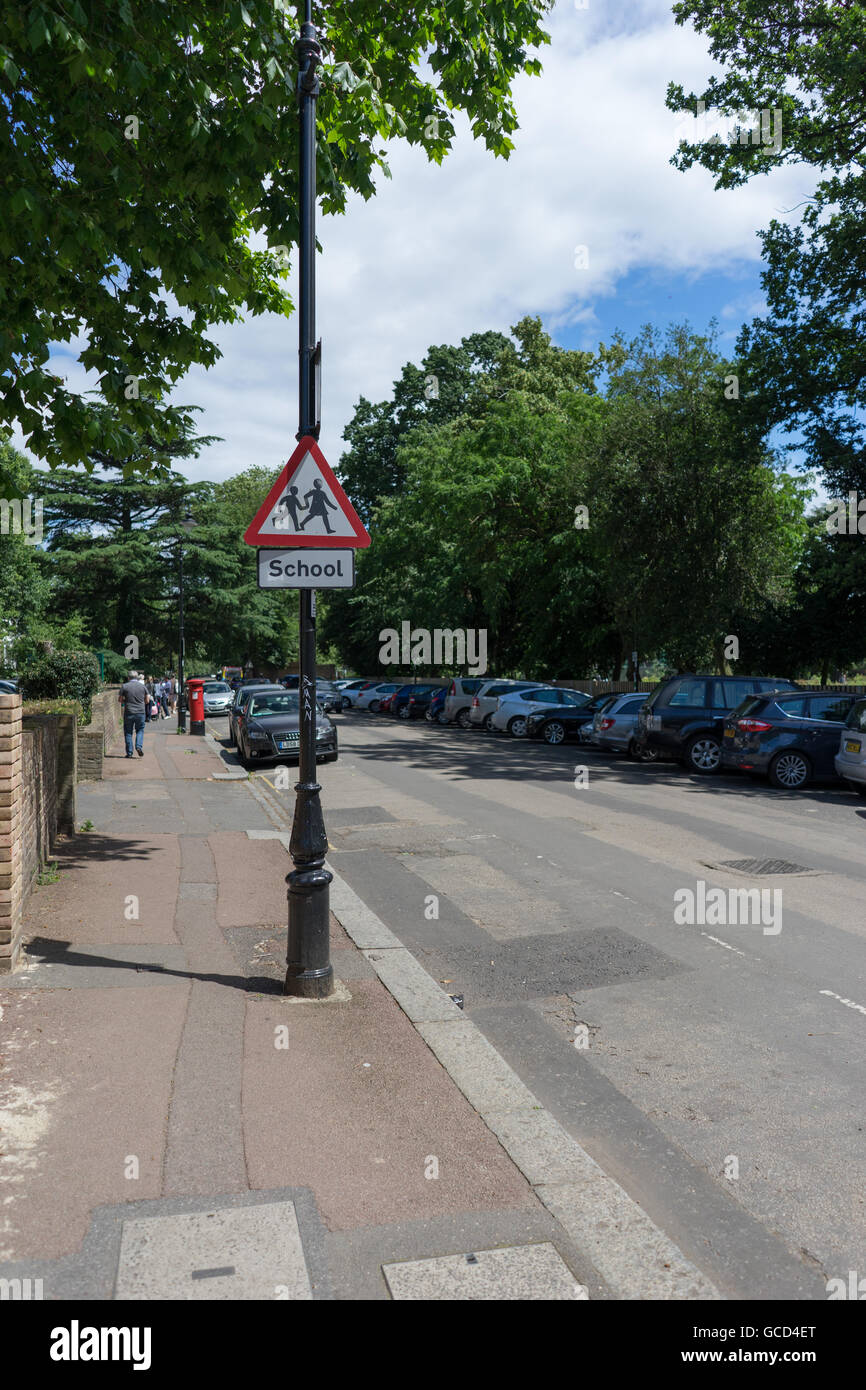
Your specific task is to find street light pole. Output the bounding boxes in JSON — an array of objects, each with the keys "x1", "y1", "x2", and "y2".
[{"x1": 285, "y1": 1, "x2": 333, "y2": 998}]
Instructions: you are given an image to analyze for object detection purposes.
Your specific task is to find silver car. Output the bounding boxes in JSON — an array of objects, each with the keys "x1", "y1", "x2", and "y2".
[
  {"x1": 201, "y1": 680, "x2": 235, "y2": 716},
  {"x1": 468, "y1": 679, "x2": 540, "y2": 731},
  {"x1": 835, "y1": 698, "x2": 866, "y2": 797},
  {"x1": 442, "y1": 677, "x2": 488, "y2": 728},
  {"x1": 590, "y1": 692, "x2": 651, "y2": 756},
  {"x1": 490, "y1": 686, "x2": 589, "y2": 737}
]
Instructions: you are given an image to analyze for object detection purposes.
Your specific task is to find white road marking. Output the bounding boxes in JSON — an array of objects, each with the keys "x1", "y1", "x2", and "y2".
[
  {"x1": 819, "y1": 989, "x2": 866, "y2": 1018},
  {"x1": 701, "y1": 932, "x2": 747, "y2": 957}
]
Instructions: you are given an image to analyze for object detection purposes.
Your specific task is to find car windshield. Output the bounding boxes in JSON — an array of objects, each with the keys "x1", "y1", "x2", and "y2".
[
  {"x1": 203, "y1": 682, "x2": 230, "y2": 693},
  {"x1": 249, "y1": 694, "x2": 301, "y2": 716}
]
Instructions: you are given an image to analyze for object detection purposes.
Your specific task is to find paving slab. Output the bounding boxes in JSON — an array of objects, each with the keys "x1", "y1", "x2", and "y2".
[
  {"x1": 382, "y1": 1241, "x2": 587, "y2": 1300},
  {"x1": 115, "y1": 1200, "x2": 311, "y2": 1300}
]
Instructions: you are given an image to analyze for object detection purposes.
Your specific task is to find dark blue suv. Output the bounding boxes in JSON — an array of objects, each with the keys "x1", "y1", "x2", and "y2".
[
  {"x1": 722, "y1": 689, "x2": 858, "y2": 789},
  {"x1": 636, "y1": 673, "x2": 799, "y2": 773}
]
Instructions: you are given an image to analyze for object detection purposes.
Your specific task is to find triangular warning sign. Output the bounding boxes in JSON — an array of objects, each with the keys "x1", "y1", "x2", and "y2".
[{"x1": 244, "y1": 436, "x2": 370, "y2": 549}]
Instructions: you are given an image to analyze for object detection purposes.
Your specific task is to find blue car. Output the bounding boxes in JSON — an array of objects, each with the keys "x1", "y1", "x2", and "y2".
[{"x1": 721, "y1": 689, "x2": 858, "y2": 789}]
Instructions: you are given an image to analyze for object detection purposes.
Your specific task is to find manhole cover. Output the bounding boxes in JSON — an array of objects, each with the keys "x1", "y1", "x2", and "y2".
[{"x1": 717, "y1": 858, "x2": 812, "y2": 876}]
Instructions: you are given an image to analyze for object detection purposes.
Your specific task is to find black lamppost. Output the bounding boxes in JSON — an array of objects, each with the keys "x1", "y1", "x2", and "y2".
[
  {"x1": 284, "y1": 1, "x2": 333, "y2": 999},
  {"x1": 177, "y1": 508, "x2": 196, "y2": 733}
]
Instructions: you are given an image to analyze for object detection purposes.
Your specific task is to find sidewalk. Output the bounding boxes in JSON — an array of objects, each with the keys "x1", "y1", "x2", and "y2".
[{"x1": 0, "y1": 715, "x2": 714, "y2": 1299}]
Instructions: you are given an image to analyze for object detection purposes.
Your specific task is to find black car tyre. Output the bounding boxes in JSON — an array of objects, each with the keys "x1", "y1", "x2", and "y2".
[
  {"x1": 456, "y1": 708, "x2": 472, "y2": 730},
  {"x1": 483, "y1": 712, "x2": 495, "y2": 732},
  {"x1": 847, "y1": 780, "x2": 866, "y2": 798},
  {"x1": 629, "y1": 740, "x2": 659, "y2": 762},
  {"x1": 685, "y1": 735, "x2": 722, "y2": 774},
  {"x1": 340, "y1": 696, "x2": 351, "y2": 710},
  {"x1": 542, "y1": 720, "x2": 566, "y2": 746},
  {"x1": 398, "y1": 705, "x2": 411, "y2": 720},
  {"x1": 369, "y1": 700, "x2": 380, "y2": 712},
  {"x1": 769, "y1": 750, "x2": 811, "y2": 790},
  {"x1": 438, "y1": 711, "x2": 451, "y2": 726},
  {"x1": 507, "y1": 715, "x2": 528, "y2": 738}
]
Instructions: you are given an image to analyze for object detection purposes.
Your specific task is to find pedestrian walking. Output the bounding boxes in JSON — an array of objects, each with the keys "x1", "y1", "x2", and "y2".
[
  {"x1": 159, "y1": 676, "x2": 170, "y2": 718},
  {"x1": 119, "y1": 671, "x2": 148, "y2": 757}
]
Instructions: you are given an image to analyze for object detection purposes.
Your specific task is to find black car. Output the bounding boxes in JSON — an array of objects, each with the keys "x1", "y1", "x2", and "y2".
[
  {"x1": 237, "y1": 689, "x2": 338, "y2": 768},
  {"x1": 636, "y1": 673, "x2": 799, "y2": 773},
  {"x1": 525, "y1": 693, "x2": 612, "y2": 745},
  {"x1": 228, "y1": 682, "x2": 283, "y2": 746},
  {"x1": 391, "y1": 684, "x2": 444, "y2": 719},
  {"x1": 721, "y1": 689, "x2": 858, "y2": 789}
]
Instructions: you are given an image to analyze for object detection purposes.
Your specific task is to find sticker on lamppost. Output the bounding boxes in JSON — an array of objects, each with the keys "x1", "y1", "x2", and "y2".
[
  {"x1": 244, "y1": 435, "x2": 370, "y2": 549},
  {"x1": 257, "y1": 549, "x2": 355, "y2": 589}
]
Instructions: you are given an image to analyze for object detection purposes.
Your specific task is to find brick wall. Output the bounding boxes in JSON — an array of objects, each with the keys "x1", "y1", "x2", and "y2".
[
  {"x1": 0, "y1": 694, "x2": 78, "y2": 973},
  {"x1": 78, "y1": 686, "x2": 122, "y2": 779},
  {"x1": 0, "y1": 694, "x2": 24, "y2": 972}
]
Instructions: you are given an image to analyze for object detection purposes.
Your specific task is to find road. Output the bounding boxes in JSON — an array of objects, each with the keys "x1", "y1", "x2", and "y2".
[{"x1": 215, "y1": 708, "x2": 866, "y2": 1300}]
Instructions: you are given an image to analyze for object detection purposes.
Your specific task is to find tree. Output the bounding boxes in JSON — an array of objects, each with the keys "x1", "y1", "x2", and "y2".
[
  {"x1": 666, "y1": 1, "x2": 866, "y2": 492},
  {"x1": 0, "y1": 437, "x2": 51, "y2": 668},
  {"x1": 1, "y1": 0, "x2": 552, "y2": 472},
  {"x1": 587, "y1": 324, "x2": 808, "y2": 674}
]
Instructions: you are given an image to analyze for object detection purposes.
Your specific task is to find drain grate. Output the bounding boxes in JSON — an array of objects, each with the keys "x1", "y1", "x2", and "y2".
[{"x1": 717, "y1": 858, "x2": 812, "y2": 876}]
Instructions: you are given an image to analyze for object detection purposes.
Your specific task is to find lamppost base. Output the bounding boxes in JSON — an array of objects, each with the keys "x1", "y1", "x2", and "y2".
[{"x1": 284, "y1": 860, "x2": 334, "y2": 998}]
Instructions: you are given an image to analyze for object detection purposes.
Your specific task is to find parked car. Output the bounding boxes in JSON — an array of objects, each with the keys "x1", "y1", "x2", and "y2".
[
  {"x1": 380, "y1": 693, "x2": 395, "y2": 713},
  {"x1": 201, "y1": 680, "x2": 235, "y2": 717},
  {"x1": 236, "y1": 689, "x2": 338, "y2": 768},
  {"x1": 442, "y1": 677, "x2": 490, "y2": 729},
  {"x1": 354, "y1": 682, "x2": 401, "y2": 712},
  {"x1": 490, "y1": 686, "x2": 589, "y2": 738},
  {"x1": 835, "y1": 698, "x2": 866, "y2": 797},
  {"x1": 426, "y1": 688, "x2": 448, "y2": 724},
  {"x1": 589, "y1": 691, "x2": 655, "y2": 757},
  {"x1": 340, "y1": 681, "x2": 382, "y2": 708},
  {"x1": 720, "y1": 689, "x2": 858, "y2": 789},
  {"x1": 525, "y1": 693, "x2": 613, "y2": 746},
  {"x1": 469, "y1": 680, "x2": 541, "y2": 731},
  {"x1": 332, "y1": 678, "x2": 376, "y2": 708},
  {"x1": 228, "y1": 682, "x2": 283, "y2": 746},
  {"x1": 315, "y1": 681, "x2": 342, "y2": 713},
  {"x1": 390, "y1": 683, "x2": 447, "y2": 719},
  {"x1": 636, "y1": 674, "x2": 799, "y2": 774},
  {"x1": 0, "y1": 679, "x2": 19, "y2": 693}
]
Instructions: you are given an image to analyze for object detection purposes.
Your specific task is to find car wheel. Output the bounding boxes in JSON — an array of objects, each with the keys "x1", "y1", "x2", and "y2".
[
  {"x1": 457, "y1": 709, "x2": 472, "y2": 730},
  {"x1": 368, "y1": 700, "x2": 380, "y2": 712},
  {"x1": 438, "y1": 711, "x2": 451, "y2": 726},
  {"x1": 340, "y1": 696, "x2": 351, "y2": 710},
  {"x1": 542, "y1": 720, "x2": 566, "y2": 746},
  {"x1": 507, "y1": 715, "x2": 528, "y2": 738},
  {"x1": 398, "y1": 705, "x2": 411, "y2": 719},
  {"x1": 847, "y1": 780, "x2": 866, "y2": 798},
  {"x1": 685, "y1": 735, "x2": 721, "y2": 774},
  {"x1": 483, "y1": 713, "x2": 495, "y2": 732},
  {"x1": 322, "y1": 752, "x2": 338, "y2": 763},
  {"x1": 769, "y1": 750, "x2": 811, "y2": 790}
]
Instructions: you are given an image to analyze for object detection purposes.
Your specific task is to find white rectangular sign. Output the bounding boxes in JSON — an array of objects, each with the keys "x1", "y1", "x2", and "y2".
[{"x1": 257, "y1": 548, "x2": 355, "y2": 589}]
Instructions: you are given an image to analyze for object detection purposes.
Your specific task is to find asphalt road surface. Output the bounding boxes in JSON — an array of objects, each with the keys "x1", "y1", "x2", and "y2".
[{"x1": 213, "y1": 708, "x2": 866, "y2": 1300}]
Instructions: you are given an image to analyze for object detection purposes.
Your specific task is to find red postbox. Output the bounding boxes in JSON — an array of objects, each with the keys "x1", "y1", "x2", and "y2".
[{"x1": 186, "y1": 678, "x2": 206, "y2": 735}]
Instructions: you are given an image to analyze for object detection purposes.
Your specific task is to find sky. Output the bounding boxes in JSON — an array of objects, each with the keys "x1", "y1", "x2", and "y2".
[{"x1": 20, "y1": 0, "x2": 818, "y2": 491}]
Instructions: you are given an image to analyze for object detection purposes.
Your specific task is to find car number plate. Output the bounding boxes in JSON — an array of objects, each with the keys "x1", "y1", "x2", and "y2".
[
  {"x1": 277, "y1": 737, "x2": 299, "y2": 750},
  {"x1": 724, "y1": 728, "x2": 734, "y2": 738},
  {"x1": 845, "y1": 740, "x2": 861, "y2": 753}
]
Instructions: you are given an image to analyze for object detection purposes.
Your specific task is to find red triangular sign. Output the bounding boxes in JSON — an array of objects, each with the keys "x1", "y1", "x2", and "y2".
[{"x1": 244, "y1": 436, "x2": 370, "y2": 549}]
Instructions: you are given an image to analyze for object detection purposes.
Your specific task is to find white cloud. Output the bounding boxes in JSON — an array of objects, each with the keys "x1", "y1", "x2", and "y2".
[{"x1": 16, "y1": 0, "x2": 816, "y2": 488}]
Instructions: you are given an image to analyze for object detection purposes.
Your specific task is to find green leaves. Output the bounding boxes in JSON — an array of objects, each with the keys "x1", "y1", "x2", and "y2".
[{"x1": 1, "y1": 0, "x2": 552, "y2": 473}]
